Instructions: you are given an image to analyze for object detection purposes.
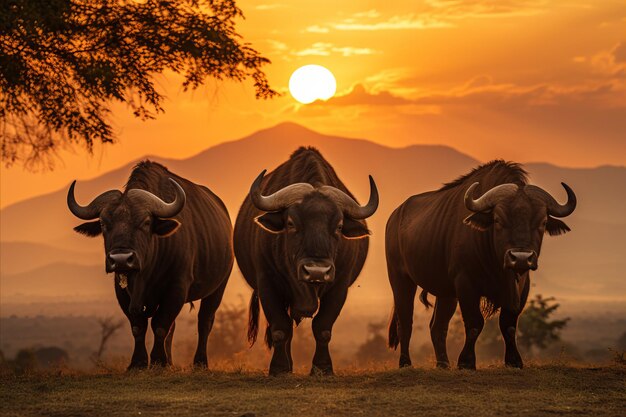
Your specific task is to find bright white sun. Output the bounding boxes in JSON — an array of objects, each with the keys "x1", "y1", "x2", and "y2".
[{"x1": 289, "y1": 65, "x2": 337, "y2": 104}]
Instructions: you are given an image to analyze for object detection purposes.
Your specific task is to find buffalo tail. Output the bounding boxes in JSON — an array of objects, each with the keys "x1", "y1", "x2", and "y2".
[{"x1": 247, "y1": 290, "x2": 260, "y2": 347}]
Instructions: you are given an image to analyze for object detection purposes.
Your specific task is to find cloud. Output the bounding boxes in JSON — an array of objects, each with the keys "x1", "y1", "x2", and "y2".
[
  {"x1": 267, "y1": 40, "x2": 288, "y2": 52},
  {"x1": 305, "y1": 25, "x2": 329, "y2": 33},
  {"x1": 333, "y1": 14, "x2": 452, "y2": 31},
  {"x1": 310, "y1": 1, "x2": 547, "y2": 32},
  {"x1": 255, "y1": 4, "x2": 284, "y2": 10},
  {"x1": 575, "y1": 42, "x2": 626, "y2": 78},
  {"x1": 307, "y1": 78, "x2": 626, "y2": 112},
  {"x1": 424, "y1": 0, "x2": 547, "y2": 19},
  {"x1": 292, "y1": 43, "x2": 379, "y2": 57},
  {"x1": 315, "y1": 84, "x2": 413, "y2": 107}
]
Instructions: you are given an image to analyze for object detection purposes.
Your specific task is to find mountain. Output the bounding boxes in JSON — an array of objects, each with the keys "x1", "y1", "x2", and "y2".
[
  {"x1": 1, "y1": 122, "x2": 625, "y2": 310},
  {"x1": 1, "y1": 263, "x2": 109, "y2": 301},
  {"x1": 0, "y1": 241, "x2": 100, "y2": 275}
]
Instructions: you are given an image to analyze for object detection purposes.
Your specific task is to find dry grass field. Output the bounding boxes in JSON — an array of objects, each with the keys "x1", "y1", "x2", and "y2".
[{"x1": 1, "y1": 365, "x2": 624, "y2": 417}]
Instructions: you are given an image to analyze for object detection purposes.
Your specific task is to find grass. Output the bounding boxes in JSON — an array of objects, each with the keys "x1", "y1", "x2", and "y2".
[{"x1": 1, "y1": 365, "x2": 624, "y2": 417}]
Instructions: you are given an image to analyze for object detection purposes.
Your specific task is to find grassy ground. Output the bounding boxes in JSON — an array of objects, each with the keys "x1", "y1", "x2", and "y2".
[{"x1": 1, "y1": 365, "x2": 624, "y2": 417}]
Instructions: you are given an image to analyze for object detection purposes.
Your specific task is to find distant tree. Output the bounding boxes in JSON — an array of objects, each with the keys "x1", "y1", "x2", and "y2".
[
  {"x1": 34, "y1": 346, "x2": 69, "y2": 368},
  {"x1": 13, "y1": 349, "x2": 37, "y2": 373},
  {"x1": 0, "y1": 0, "x2": 277, "y2": 169},
  {"x1": 356, "y1": 320, "x2": 393, "y2": 366},
  {"x1": 207, "y1": 300, "x2": 248, "y2": 360},
  {"x1": 93, "y1": 316, "x2": 125, "y2": 364},
  {"x1": 617, "y1": 332, "x2": 626, "y2": 351},
  {"x1": 518, "y1": 294, "x2": 570, "y2": 354}
]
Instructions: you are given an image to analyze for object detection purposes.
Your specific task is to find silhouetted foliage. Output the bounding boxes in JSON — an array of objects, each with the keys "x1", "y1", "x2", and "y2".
[
  {"x1": 13, "y1": 349, "x2": 37, "y2": 373},
  {"x1": 0, "y1": 0, "x2": 277, "y2": 169},
  {"x1": 208, "y1": 300, "x2": 248, "y2": 360},
  {"x1": 356, "y1": 320, "x2": 393, "y2": 365},
  {"x1": 518, "y1": 294, "x2": 570, "y2": 353},
  {"x1": 617, "y1": 332, "x2": 626, "y2": 351},
  {"x1": 34, "y1": 346, "x2": 69, "y2": 368}
]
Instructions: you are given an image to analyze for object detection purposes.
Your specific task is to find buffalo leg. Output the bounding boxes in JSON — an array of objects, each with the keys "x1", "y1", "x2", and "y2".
[
  {"x1": 310, "y1": 286, "x2": 348, "y2": 376},
  {"x1": 165, "y1": 320, "x2": 175, "y2": 366},
  {"x1": 457, "y1": 288, "x2": 484, "y2": 370},
  {"x1": 194, "y1": 280, "x2": 227, "y2": 368},
  {"x1": 259, "y1": 282, "x2": 293, "y2": 376},
  {"x1": 500, "y1": 278, "x2": 530, "y2": 368},
  {"x1": 429, "y1": 296, "x2": 457, "y2": 368},
  {"x1": 115, "y1": 283, "x2": 149, "y2": 369},
  {"x1": 150, "y1": 289, "x2": 186, "y2": 367},
  {"x1": 391, "y1": 273, "x2": 417, "y2": 368}
]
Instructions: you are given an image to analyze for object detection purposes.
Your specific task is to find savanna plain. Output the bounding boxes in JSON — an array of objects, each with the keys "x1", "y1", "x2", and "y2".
[{"x1": 1, "y1": 365, "x2": 625, "y2": 417}]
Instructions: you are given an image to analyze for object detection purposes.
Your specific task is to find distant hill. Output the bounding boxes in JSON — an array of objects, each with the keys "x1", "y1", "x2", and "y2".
[
  {"x1": 1, "y1": 262, "x2": 109, "y2": 300},
  {"x1": 1, "y1": 241, "x2": 100, "y2": 275},
  {"x1": 1, "y1": 122, "x2": 624, "y2": 310}
]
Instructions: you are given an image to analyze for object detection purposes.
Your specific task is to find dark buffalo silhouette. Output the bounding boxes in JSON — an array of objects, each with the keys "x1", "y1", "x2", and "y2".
[
  {"x1": 67, "y1": 161, "x2": 233, "y2": 368},
  {"x1": 387, "y1": 160, "x2": 576, "y2": 369},
  {"x1": 234, "y1": 147, "x2": 378, "y2": 376}
]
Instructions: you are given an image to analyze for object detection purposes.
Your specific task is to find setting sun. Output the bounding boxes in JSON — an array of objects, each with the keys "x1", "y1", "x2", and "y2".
[{"x1": 289, "y1": 65, "x2": 337, "y2": 104}]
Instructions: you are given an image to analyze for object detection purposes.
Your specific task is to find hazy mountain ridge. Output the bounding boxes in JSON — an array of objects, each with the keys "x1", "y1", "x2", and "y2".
[{"x1": 1, "y1": 122, "x2": 625, "y2": 309}]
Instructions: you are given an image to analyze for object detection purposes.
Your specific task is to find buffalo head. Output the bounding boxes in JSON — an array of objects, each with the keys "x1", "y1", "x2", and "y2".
[
  {"x1": 67, "y1": 179, "x2": 185, "y2": 314},
  {"x1": 463, "y1": 181, "x2": 576, "y2": 312},
  {"x1": 249, "y1": 170, "x2": 378, "y2": 318}
]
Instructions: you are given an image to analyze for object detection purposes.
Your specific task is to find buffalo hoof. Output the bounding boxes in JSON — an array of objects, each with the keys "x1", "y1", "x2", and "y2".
[
  {"x1": 268, "y1": 368, "x2": 292, "y2": 377},
  {"x1": 458, "y1": 362, "x2": 476, "y2": 370},
  {"x1": 399, "y1": 355, "x2": 412, "y2": 368},
  {"x1": 505, "y1": 358, "x2": 524, "y2": 369},
  {"x1": 436, "y1": 361, "x2": 450, "y2": 369},
  {"x1": 505, "y1": 350, "x2": 523, "y2": 369},
  {"x1": 193, "y1": 355, "x2": 209, "y2": 369},
  {"x1": 127, "y1": 361, "x2": 148, "y2": 371},
  {"x1": 310, "y1": 365, "x2": 334, "y2": 376}
]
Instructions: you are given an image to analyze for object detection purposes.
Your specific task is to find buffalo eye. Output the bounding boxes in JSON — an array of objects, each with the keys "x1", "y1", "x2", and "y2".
[
  {"x1": 286, "y1": 218, "x2": 296, "y2": 232},
  {"x1": 143, "y1": 218, "x2": 151, "y2": 228}
]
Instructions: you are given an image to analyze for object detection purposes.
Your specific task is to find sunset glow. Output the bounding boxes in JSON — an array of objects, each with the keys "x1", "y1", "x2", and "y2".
[{"x1": 289, "y1": 65, "x2": 337, "y2": 104}]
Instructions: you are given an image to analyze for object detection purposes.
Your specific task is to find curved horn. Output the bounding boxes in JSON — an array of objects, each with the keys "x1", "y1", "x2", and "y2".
[
  {"x1": 464, "y1": 182, "x2": 519, "y2": 212},
  {"x1": 524, "y1": 183, "x2": 576, "y2": 218},
  {"x1": 249, "y1": 170, "x2": 314, "y2": 212},
  {"x1": 67, "y1": 181, "x2": 121, "y2": 220},
  {"x1": 127, "y1": 178, "x2": 186, "y2": 218},
  {"x1": 319, "y1": 175, "x2": 379, "y2": 220}
]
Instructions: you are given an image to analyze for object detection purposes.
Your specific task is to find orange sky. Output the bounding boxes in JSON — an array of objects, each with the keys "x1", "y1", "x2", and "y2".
[{"x1": 1, "y1": 0, "x2": 625, "y2": 208}]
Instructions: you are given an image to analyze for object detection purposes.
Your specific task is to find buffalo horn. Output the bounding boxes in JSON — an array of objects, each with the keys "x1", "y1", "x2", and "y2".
[
  {"x1": 67, "y1": 181, "x2": 122, "y2": 220},
  {"x1": 249, "y1": 170, "x2": 315, "y2": 212},
  {"x1": 464, "y1": 182, "x2": 519, "y2": 212},
  {"x1": 127, "y1": 178, "x2": 186, "y2": 218},
  {"x1": 319, "y1": 175, "x2": 379, "y2": 219},
  {"x1": 524, "y1": 183, "x2": 576, "y2": 218}
]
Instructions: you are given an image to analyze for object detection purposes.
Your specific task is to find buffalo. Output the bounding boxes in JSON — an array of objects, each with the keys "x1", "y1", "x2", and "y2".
[
  {"x1": 67, "y1": 161, "x2": 233, "y2": 368},
  {"x1": 386, "y1": 160, "x2": 576, "y2": 369},
  {"x1": 234, "y1": 147, "x2": 378, "y2": 375}
]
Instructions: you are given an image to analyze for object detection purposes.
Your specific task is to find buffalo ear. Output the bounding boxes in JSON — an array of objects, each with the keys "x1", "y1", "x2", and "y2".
[
  {"x1": 74, "y1": 221, "x2": 102, "y2": 237},
  {"x1": 254, "y1": 212, "x2": 285, "y2": 234},
  {"x1": 341, "y1": 218, "x2": 371, "y2": 239},
  {"x1": 546, "y1": 216, "x2": 571, "y2": 236},
  {"x1": 154, "y1": 218, "x2": 181, "y2": 237},
  {"x1": 463, "y1": 212, "x2": 493, "y2": 231}
]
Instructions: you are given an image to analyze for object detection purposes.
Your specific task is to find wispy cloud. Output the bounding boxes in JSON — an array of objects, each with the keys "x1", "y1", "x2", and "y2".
[
  {"x1": 424, "y1": 0, "x2": 547, "y2": 19},
  {"x1": 255, "y1": 4, "x2": 284, "y2": 11},
  {"x1": 333, "y1": 14, "x2": 452, "y2": 31},
  {"x1": 292, "y1": 43, "x2": 379, "y2": 57},
  {"x1": 310, "y1": 1, "x2": 547, "y2": 32},
  {"x1": 305, "y1": 25, "x2": 330, "y2": 34}
]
